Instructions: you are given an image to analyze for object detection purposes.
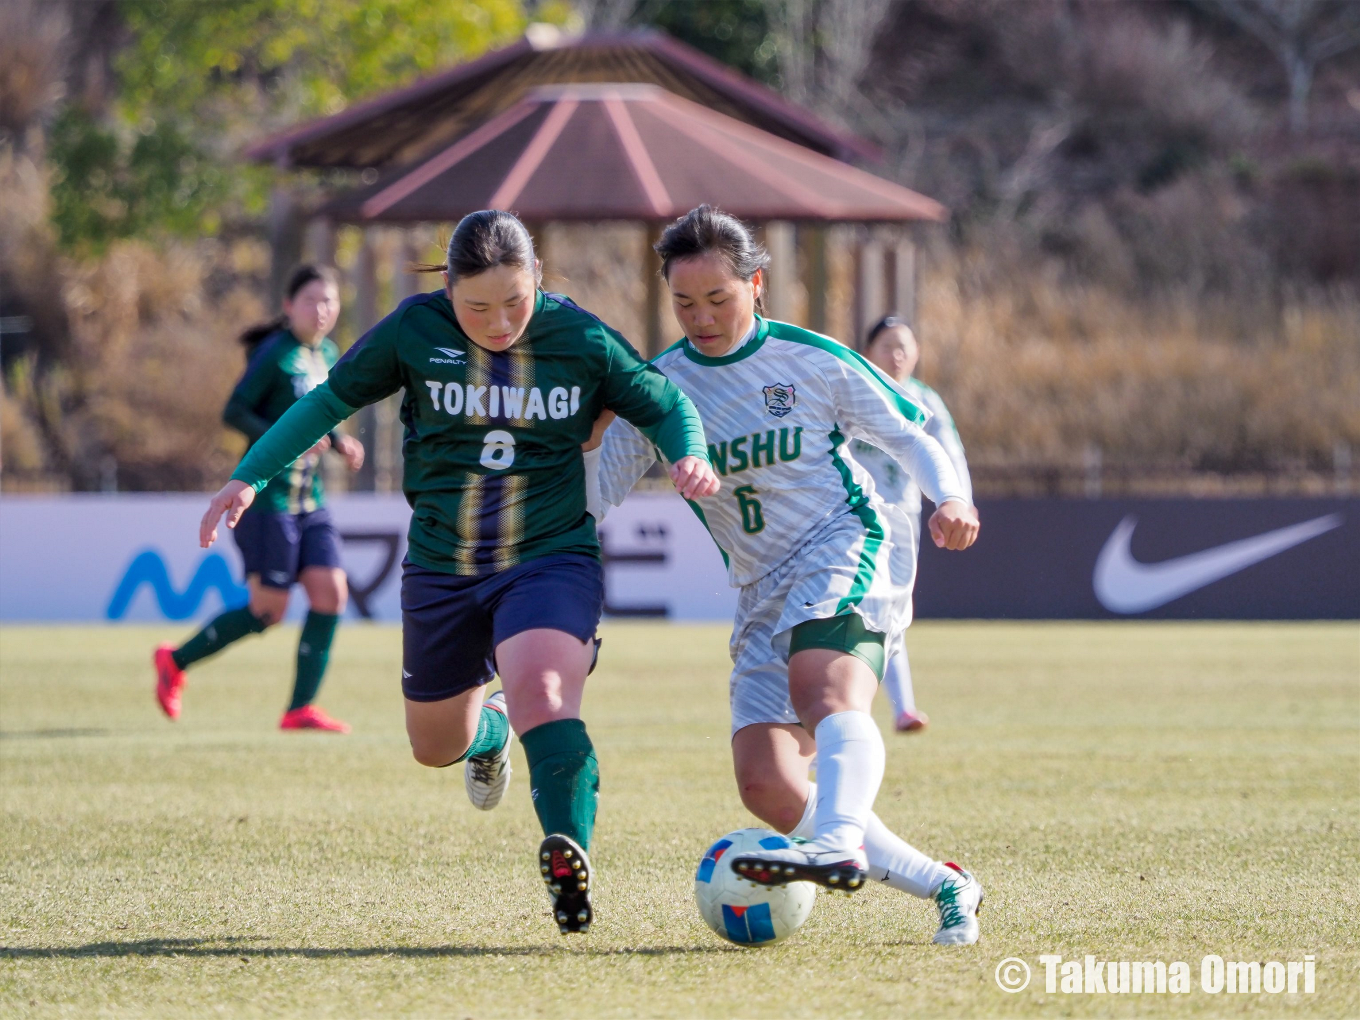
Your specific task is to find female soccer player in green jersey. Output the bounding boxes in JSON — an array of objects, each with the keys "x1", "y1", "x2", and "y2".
[
  {"x1": 596, "y1": 206, "x2": 985, "y2": 945},
  {"x1": 154, "y1": 265, "x2": 365, "y2": 733},
  {"x1": 199, "y1": 210, "x2": 719, "y2": 934}
]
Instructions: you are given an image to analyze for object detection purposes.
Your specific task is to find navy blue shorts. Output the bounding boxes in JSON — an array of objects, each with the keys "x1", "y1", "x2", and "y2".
[
  {"x1": 401, "y1": 553, "x2": 604, "y2": 703},
  {"x1": 233, "y1": 507, "x2": 343, "y2": 590}
]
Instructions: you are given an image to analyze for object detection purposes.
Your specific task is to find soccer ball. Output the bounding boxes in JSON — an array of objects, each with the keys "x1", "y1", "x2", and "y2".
[{"x1": 694, "y1": 828, "x2": 817, "y2": 946}]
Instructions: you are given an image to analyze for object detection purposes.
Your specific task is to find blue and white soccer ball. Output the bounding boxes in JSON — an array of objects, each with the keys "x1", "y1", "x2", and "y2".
[{"x1": 694, "y1": 828, "x2": 817, "y2": 947}]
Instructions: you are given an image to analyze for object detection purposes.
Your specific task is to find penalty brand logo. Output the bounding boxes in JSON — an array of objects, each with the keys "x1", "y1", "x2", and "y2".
[
  {"x1": 430, "y1": 347, "x2": 466, "y2": 365},
  {"x1": 106, "y1": 549, "x2": 249, "y2": 621},
  {"x1": 1093, "y1": 513, "x2": 1343, "y2": 614}
]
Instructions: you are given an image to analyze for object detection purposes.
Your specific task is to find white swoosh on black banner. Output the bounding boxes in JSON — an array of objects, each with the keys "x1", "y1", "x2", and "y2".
[{"x1": 1093, "y1": 513, "x2": 1343, "y2": 614}]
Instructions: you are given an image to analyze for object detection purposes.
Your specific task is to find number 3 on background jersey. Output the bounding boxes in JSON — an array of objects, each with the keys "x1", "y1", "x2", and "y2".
[
  {"x1": 733, "y1": 484, "x2": 765, "y2": 534},
  {"x1": 480, "y1": 430, "x2": 515, "y2": 470}
]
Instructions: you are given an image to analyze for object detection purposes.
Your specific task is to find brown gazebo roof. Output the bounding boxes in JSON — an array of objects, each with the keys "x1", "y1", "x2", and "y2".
[
  {"x1": 245, "y1": 27, "x2": 878, "y2": 170},
  {"x1": 323, "y1": 84, "x2": 945, "y2": 224}
]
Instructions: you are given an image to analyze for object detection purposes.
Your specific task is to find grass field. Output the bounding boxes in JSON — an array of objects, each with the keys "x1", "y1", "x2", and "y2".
[{"x1": 1, "y1": 621, "x2": 1357, "y2": 1019}]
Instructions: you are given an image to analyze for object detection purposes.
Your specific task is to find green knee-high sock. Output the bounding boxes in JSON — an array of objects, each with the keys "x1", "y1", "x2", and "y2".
[
  {"x1": 447, "y1": 701, "x2": 510, "y2": 765},
  {"x1": 519, "y1": 719, "x2": 599, "y2": 851},
  {"x1": 172, "y1": 606, "x2": 267, "y2": 669},
  {"x1": 289, "y1": 611, "x2": 339, "y2": 711}
]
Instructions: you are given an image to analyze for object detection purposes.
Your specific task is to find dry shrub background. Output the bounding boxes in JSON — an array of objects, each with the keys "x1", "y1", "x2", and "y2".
[
  {"x1": 1, "y1": 147, "x2": 260, "y2": 491},
  {"x1": 3, "y1": 0, "x2": 1359, "y2": 494},
  {"x1": 916, "y1": 241, "x2": 1359, "y2": 492}
]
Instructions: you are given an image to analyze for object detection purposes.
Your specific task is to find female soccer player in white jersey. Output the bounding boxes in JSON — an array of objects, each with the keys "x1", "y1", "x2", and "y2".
[
  {"x1": 593, "y1": 206, "x2": 984, "y2": 945},
  {"x1": 853, "y1": 315, "x2": 974, "y2": 733},
  {"x1": 199, "y1": 210, "x2": 719, "y2": 935}
]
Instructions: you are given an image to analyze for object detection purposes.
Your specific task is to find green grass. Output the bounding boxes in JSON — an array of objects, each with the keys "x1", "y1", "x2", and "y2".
[{"x1": 1, "y1": 621, "x2": 1357, "y2": 1019}]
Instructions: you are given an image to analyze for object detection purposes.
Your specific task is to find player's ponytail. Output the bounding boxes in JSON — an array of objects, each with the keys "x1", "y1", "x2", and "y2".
[
  {"x1": 654, "y1": 205, "x2": 771, "y2": 313},
  {"x1": 410, "y1": 210, "x2": 541, "y2": 286},
  {"x1": 239, "y1": 264, "x2": 339, "y2": 353}
]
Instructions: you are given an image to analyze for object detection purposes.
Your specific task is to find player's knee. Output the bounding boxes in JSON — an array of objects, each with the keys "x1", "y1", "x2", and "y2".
[
  {"x1": 249, "y1": 603, "x2": 283, "y2": 628},
  {"x1": 309, "y1": 589, "x2": 345, "y2": 615},
  {"x1": 304, "y1": 570, "x2": 347, "y2": 614}
]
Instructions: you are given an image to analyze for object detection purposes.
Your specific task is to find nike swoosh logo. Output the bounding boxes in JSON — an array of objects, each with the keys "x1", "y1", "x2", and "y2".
[{"x1": 1093, "y1": 513, "x2": 1343, "y2": 614}]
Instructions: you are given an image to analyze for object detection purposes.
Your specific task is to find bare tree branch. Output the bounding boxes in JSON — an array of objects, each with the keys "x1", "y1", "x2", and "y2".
[{"x1": 1192, "y1": 0, "x2": 1360, "y2": 132}]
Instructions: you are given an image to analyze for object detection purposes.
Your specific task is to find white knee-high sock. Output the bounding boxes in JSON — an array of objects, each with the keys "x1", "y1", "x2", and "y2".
[
  {"x1": 811, "y1": 711, "x2": 885, "y2": 853},
  {"x1": 882, "y1": 647, "x2": 916, "y2": 717},
  {"x1": 790, "y1": 782, "x2": 951, "y2": 898}
]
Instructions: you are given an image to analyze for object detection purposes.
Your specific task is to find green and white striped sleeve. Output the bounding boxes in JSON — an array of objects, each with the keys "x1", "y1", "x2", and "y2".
[{"x1": 818, "y1": 350, "x2": 969, "y2": 509}]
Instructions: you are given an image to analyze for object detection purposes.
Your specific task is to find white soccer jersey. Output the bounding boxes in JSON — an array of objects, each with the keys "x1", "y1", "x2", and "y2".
[
  {"x1": 596, "y1": 316, "x2": 968, "y2": 588},
  {"x1": 850, "y1": 378, "x2": 972, "y2": 517}
]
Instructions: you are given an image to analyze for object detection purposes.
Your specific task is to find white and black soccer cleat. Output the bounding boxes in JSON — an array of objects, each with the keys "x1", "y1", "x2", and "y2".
[
  {"x1": 932, "y1": 861, "x2": 983, "y2": 945},
  {"x1": 464, "y1": 691, "x2": 513, "y2": 811},
  {"x1": 730, "y1": 843, "x2": 869, "y2": 893},
  {"x1": 539, "y1": 834, "x2": 593, "y2": 934}
]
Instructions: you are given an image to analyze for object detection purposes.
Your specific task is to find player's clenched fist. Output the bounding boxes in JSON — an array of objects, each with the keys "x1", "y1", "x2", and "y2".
[
  {"x1": 669, "y1": 455, "x2": 721, "y2": 500},
  {"x1": 929, "y1": 499, "x2": 979, "y2": 551},
  {"x1": 200, "y1": 479, "x2": 256, "y2": 548}
]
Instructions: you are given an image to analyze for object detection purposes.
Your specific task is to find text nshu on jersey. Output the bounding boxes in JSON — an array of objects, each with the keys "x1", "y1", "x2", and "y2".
[
  {"x1": 327, "y1": 289, "x2": 693, "y2": 576},
  {"x1": 851, "y1": 377, "x2": 972, "y2": 517},
  {"x1": 597, "y1": 317, "x2": 969, "y2": 587}
]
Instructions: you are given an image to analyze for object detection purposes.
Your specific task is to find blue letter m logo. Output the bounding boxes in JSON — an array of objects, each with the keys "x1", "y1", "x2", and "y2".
[{"x1": 106, "y1": 550, "x2": 248, "y2": 621}]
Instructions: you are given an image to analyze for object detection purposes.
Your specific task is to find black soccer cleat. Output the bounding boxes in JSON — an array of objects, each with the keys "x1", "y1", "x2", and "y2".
[
  {"x1": 731, "y1": 846, "x2": 869, "y2": 894},
  {"x1": 539, "y1": 834, "x2": 593, "y2": 934}
]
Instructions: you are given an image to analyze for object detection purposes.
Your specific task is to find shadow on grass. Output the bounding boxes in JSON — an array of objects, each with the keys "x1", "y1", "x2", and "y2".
[
  {"x1": 1, "y1": 938, "x2": 735, "y2": 959},
  {"x1": 0, "y1": 729, "x2": 110, "y2": 740}
]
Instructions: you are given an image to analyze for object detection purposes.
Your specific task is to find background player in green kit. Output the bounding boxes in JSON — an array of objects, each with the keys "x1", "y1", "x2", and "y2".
[
  {"x1": 198, "y1": 211, "x2": 720, "y2": 934},
  {"x1": 154, "y1": 265, "x2": 365, "y2": 733}
]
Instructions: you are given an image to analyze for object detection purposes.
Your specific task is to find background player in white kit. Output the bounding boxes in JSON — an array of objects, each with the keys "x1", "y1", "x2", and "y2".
[
  {"x1": 593, "y1": 206, "x2": 985, "y2": 945},
  {"x1": 853, "y1": 316, "x2": 973, "y2": 732}
]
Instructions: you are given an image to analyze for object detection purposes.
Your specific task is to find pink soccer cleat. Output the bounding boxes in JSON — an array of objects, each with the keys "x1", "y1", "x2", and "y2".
[
  {"x1": 895, "y1": 710, "x2": 929, "y2": 733},
  {"x1": 279, "y1": 705, "x2": 351, "y2": 734},
  {"x1": 153, "y1": 644, "x2": 186, "y2": 720}
]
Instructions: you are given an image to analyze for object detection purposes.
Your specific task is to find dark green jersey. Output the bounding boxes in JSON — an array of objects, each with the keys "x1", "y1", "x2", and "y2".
[
  {"x1": 223, "y1": 330, "x2": 338, "y2": 514},
  {"x1": 232, "y1": 289, "x2": 707, "y2": 576}
]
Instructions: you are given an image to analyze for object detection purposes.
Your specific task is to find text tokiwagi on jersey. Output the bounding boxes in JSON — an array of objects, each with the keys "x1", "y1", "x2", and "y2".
[{"x1": 329, "y1": 290, "x2": 694, "y2": 576}]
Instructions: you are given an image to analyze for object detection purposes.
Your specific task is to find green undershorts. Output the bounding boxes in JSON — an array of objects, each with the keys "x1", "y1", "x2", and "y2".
[{"x1": 787, "y1": 614, "x2": 886, "y2": 681}]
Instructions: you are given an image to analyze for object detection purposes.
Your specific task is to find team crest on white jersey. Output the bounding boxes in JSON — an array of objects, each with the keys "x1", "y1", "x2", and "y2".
[
  {"x1": 762, "y1": 383, "x2": 797, "y2": 418},
  {"x1": 430, "y1": 347, "x2": 466, "y2": 365}
]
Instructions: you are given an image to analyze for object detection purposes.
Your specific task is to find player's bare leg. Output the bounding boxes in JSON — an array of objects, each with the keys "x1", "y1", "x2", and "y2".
[
  {"x1": 730, "y1": 649, "x2": 878, "y2": 892},
  {"x1": 734, "y1": 720, "x2": 982, "y2": 942},
  {"x1": 404, "y1": 686, "x2": 489, "y2": 767},
  {"x1": 497, "y1": 628, "x2": 598, "y2": 933},
  {"x1": 405, "y1": 684, "x2": 514, "y2": 807}
]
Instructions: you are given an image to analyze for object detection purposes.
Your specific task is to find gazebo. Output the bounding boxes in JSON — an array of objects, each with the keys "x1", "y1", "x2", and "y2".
[
  {"x1": 249, "y1": 28, "x2": 946, "y2": 490},
  {"x1": 321, "y1": 82, "x2": 942, "y2": 359}
]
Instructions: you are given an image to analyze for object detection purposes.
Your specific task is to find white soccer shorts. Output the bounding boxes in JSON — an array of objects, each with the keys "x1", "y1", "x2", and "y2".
[{"x1": 728, "y1": 506, "x2": 918, "y2": 735}]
